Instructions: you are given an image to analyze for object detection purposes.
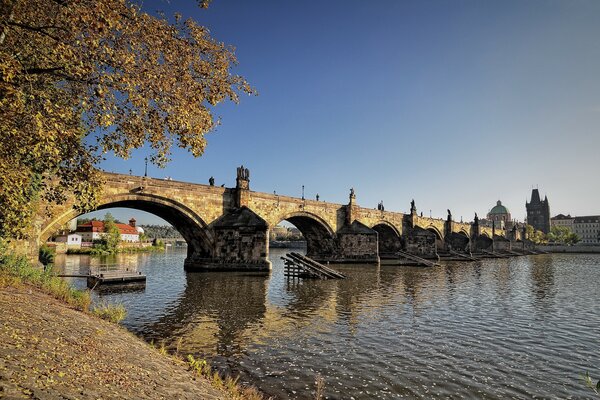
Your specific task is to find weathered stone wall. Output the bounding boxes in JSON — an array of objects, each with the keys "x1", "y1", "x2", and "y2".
[
  {"x1": 355, "y1": 208, "x2": 404, "y2": 236},
  {"x1": 473, "y1": 236, "x2": 493, "y2": 251},
  {"x1": 335, "y1": 221, "x2": 379, "y2": 263},
  {"x1": 493, "y1": 236, "x2": 511, "y2": 251},
  {"x1": 186, "y1": 207, "x2": 270, "y2": 271},
  {"x1": 371, "y1": 224, "x2": 403, "y2": 255},
  {"x1": 249, "y1": 192, "x2": 343, "y2": 233},
  {"x1": 404, "y1": 227, "x2": 437, "y2": 257},
  {"x1": 445, "y1": 232, "x2": 470, "y2": 252}
]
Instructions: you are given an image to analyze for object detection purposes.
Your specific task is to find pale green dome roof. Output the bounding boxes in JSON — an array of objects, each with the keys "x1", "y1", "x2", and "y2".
[{"x1": 489, "y1": 200, "x2": 509, "y2": 215}]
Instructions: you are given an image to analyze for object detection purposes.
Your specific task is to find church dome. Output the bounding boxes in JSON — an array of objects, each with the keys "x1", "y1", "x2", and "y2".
[{"x1": 489, "y1": 200, "x2": 509, "y2": 215}]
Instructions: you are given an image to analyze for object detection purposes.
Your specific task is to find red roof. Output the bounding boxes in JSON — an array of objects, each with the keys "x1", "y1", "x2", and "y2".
[
  {"x1": 77, "y1": 221, "x2": 138, "y2": 235},
  {"x1": 116, "y1": 223, "x2": 138, "y2": 235}
]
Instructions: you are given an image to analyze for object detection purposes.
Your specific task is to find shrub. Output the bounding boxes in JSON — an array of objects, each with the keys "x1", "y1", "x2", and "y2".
[
  {"x1": 92, "y1": 302, "x2": 127, "y2": 323},
  {"x1": 38, "y1": 244, "x2": 56, "y2": 266}
]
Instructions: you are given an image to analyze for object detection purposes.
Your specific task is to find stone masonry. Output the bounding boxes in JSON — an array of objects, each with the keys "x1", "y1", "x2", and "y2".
[{"x1": 32, "y1": 169, "x2": 512, "y2": 271}]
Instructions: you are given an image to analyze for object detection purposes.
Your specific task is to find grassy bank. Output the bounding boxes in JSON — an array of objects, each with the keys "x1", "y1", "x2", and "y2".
[
  {"x1": 0, "y1": 241, "x2": 90, "y2": 311},
  {"x1": 66, "y1": 243, "x2": 165, "y2": 255}
]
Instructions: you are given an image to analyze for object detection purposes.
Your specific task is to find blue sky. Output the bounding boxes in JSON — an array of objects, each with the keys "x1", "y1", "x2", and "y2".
[{"x1": 94, "y1": 0, "x2": 600, "y2": 225}]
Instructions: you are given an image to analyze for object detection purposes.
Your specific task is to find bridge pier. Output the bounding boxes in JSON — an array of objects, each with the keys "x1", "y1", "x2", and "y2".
[
  {"x1": 184, "y1": 207, "x2": 271, "y2": 272},
  {"x1": 333, "y1": 221, "x2": 379, "y2": 264},
  {"x1": 403, "y1": 226, "x2": 438, "y2": 258}
]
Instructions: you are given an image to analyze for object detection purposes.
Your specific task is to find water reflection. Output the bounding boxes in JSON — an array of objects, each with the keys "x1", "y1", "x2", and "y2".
[
  {"x1": 146, "y1": 271, "x2": 268, "y2": 358},
  {"x1": 529, "y1": 254, "x2": 556, "y2": 303},
  {"x1": 54, "y1": 249, "x2": 600, "y2": 399}
]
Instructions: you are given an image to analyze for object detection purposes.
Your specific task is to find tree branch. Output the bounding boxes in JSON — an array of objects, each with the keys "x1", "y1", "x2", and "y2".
[{"x1": 6, "y1": 21, "x2": 62, "y2": 41}]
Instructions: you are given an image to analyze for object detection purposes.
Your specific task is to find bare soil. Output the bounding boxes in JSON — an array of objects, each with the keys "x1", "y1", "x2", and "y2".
[{"x1": 0, "y1": 285, "x2": 228, "y2": 399}]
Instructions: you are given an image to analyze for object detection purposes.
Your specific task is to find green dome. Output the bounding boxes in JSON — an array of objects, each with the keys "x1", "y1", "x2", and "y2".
[{"x1": 489, "y1": 200, "x2": 509, "y2": 215}]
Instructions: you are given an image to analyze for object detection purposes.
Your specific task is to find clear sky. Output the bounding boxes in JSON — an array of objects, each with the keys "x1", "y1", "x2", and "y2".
[{"x1": 95, "y1": 0, "x2": 600, "y2": 225}]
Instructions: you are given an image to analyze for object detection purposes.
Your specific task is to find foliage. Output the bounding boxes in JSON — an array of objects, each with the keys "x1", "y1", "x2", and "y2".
[
  {"x1": 584, "y1": 372, "x2": 600, "y2": 396},
  {"x1": 0, "y1": 0, "x2": 254, "y2": 239},
  {"x1": 139, "y1": 224, "x2": 182, "y2": 239},
  {"x1": 92, "y1": 301, "x2": 127, "y2": 324},
  {"x1": 103, "y1": 213, "x2": 121, "y2": 250},
  {"x1": 66, "y1": 247, "x2": 93, "y2": 255},
  {"x1": 38, "y1": 244, "x2": 56, "y2": 265},
  {"x1": 0, "y1": 239, "x2": 90, "y2": 310},
  {"x1": 88, "y1": 213, "x2": 121, "y2": 254},
  {"x1": 547, "y1": 225, "x2": 580, "y2": 245},
  {"x1": 526, "y1": 225, "x2": 547, "y2": 245}
]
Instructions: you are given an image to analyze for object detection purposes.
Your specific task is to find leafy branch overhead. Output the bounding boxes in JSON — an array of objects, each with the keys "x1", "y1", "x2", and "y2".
[{"x1": 0, "y1": 0, "x2": 254, "y2": 238}]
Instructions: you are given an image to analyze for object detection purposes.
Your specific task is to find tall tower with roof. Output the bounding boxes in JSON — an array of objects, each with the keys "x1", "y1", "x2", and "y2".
[{"x1": 526, "y1": 188, "x2": 550, "y2": 234}]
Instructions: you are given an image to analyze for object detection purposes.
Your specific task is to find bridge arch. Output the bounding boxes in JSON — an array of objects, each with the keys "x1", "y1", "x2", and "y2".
[
  {"x1": 271, "y1": 211, "x2": 336, "y2": 259},
  {"x1": 425, "y1": 225, "x2": 443, "y2": 240},
  {"x1": 425, "y1": 225, "x2": 445, "y2": 251},
  {"x1": 371, "y1": 221, "x2": 402, "y2": 255},
  {"x1": 40, "y1": 192, "x2": 214, "y2": 259}
]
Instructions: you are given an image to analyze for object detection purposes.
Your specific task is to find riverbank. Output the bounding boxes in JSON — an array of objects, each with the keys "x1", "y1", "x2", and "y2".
[
  {"x1": 536, "y1": 244, "x2": 600, "y2": 253},
  {"x1": 0, "y1": 285, "x2": 229, "y2": 399},
  {"x1": 66, "y1": 244, "x2": 165, "y2": 255},
  {"x1": 0, "y1": 284, "x2": 250, "y2": 399}
]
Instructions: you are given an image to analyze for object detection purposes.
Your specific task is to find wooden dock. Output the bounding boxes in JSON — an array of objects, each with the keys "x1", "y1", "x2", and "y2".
[
  {"x1": 448, "y1": 250, "x2": 480, "y2": 261},
  {"x1": 396, "y1": 251, "x2": 440, "y2": 267},
  {"x1": 480, "y1": 249, "x2": 510, "y2": 258},
  {"x1": 85, "y1": 265, "x2": 146, "y2": 288},
  {"x1": 87, "y1": 271, "x2": 146, "y2": 288},
  {"x1": 281, "y1": 252, "x2": 346, "y2": 279}
]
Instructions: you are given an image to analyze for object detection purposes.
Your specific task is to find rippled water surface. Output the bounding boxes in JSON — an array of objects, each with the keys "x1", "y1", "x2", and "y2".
[{"x1": 56, "y1": 249, "x2": 600, "y2": 399}]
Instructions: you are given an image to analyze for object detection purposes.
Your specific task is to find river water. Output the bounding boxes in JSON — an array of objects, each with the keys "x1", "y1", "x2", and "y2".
[{"x1": 56, "y1": 248, "x2": 600, "y2": 399}]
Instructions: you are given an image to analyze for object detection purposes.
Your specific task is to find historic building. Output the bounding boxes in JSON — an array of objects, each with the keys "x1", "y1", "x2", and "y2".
[
  {"x1": 573, "y1": 216, "x2": 600, "y2": 244},
  {"x1": 526, "y1": 189, "x2": 550, "y2": 234},
  {"x1": 550, "y1": 214, "x2": 575, "y2": 231},
  {"x1": 487, "y1": 200, "x2": 512, "y2": 228},
  {"x1": 76, "y1": 219, "x2": 140, "y2": 242}
]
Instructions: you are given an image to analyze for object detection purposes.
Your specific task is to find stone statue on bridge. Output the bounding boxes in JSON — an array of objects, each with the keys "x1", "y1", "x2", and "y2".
[
  {"x1": 236, "y1": 165, "x2": 250, "y2": 190},
  {"x1": 237, "y1": 165, "x2": 250, "y2": 181},
  {"x1": 349, "y1": 187, "x2": 355, "y2": 200},
  {"x1": 447, "y1": 209, "x2": 452, "y2": 221},
  {"x1": 474, "y1": 212, "x2": 479, "y2": 224},
  {"x1": 410, "y1": 199, "x2": 416, "y2": 214},
  {"x1": 209, "y1": 176, "x2": 215, "y2": 186}
]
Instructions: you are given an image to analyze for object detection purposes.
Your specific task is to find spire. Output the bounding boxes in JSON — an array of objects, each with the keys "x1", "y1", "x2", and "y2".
[{"x1": 530, "y1": 188, "x2": 541, "y2": 204}]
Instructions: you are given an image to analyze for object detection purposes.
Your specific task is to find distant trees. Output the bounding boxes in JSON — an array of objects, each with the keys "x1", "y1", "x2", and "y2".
[
  {"x1": 92, "y1": 213, "x2": 120, "y2": 254},
  {"x1": 526, "y1": 225, "x2": 580, "y2": 245},
  {"x1": 547, "y1": 226, "x2": 580, "y2": 245},
  {"x1": 139, "y1": 225, "x2": 182, "y2": 239},
  {"x1": 526, "y1": 225, "x2": 547, "y2": 245}
]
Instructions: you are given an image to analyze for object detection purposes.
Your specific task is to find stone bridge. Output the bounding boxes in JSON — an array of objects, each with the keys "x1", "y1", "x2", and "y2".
[{"x1": 36, "y1": 169, "x2": 521, "y2": 271}]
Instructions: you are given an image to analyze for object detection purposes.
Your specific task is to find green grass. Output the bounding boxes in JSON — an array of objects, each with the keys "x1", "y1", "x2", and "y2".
[
  {"x1": 67, "y1": 244, "x2": 164, "y2": 255},
  {"x1": 0, "y1": 242, "x2": 91, "y2": 311},
  {"x1": 91, "y1": 302, "x2": 127, "y2": 323}
]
